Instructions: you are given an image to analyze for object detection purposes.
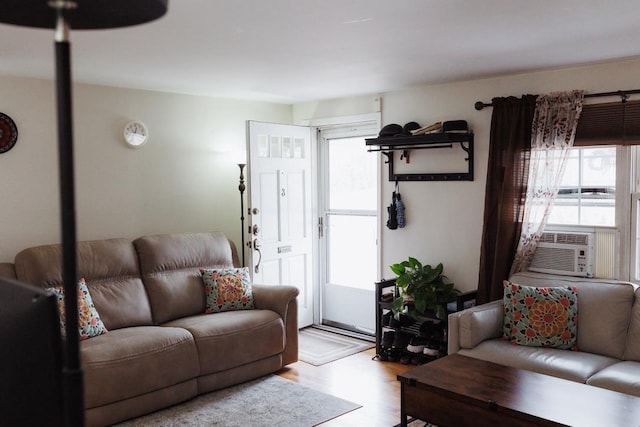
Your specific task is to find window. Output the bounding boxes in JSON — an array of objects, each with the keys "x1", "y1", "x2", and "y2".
[
  {"x1": 547, "y1": 146, "x2": 616, "y2": 227},
  {"x1": 544, "y1": 99, "x2": 640, "y2": 282}
]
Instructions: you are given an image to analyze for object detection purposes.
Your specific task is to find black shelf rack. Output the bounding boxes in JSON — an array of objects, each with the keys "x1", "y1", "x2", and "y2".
[
  {"x1": 374, "y1": 279, "x2": 478, "y2": 364},
  {"x1": 366, "y1": 132, "x2": 474, "y2": 181}
]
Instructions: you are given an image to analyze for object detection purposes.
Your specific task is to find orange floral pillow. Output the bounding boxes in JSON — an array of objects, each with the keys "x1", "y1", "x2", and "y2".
[
  {"x1": 502, "y1": 280, "x2": 578, "y2": 350},
  {"x1": 49, "y1": 278, "x2": 108, "y2": 340},
  {"x1": 200, "y1": 268, "x2": 255, "y2": 313}
]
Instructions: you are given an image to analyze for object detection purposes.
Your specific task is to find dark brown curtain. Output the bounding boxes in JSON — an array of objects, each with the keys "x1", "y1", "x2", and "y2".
[{"x1": 477, "y1": 95, "x2": 538, "y2": 304}]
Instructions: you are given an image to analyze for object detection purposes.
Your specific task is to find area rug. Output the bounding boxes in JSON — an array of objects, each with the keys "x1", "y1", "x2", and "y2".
[
  {"x1": 298, "y1": 327, "x2": 375, "y2": 366},
  {"x1": 115, "y1": 375, "x2": 361, "y2": 427}
]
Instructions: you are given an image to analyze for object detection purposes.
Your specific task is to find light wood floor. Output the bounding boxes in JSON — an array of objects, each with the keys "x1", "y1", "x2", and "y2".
[{"x1": 277, "y1": 347, "x2": 414, "y2": 427}]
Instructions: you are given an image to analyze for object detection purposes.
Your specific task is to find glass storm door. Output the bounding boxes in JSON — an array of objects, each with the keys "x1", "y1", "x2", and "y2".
[{"x1": 320, "y1": 130, "x2": 378, "y2": 334}]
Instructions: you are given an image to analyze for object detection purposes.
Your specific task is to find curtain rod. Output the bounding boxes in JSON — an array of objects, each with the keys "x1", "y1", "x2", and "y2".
[{"x1": 474, "y1": 89, "x2": 640, "y2": 111}]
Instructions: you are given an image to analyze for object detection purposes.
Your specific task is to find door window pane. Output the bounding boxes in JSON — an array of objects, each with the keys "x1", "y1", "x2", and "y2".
[
  {"x1": 328, "y1": 137, "x2": 377, "y2": 211},
  {"x1": 327, "y1": 214, "x2": 376, "y2": 290}
]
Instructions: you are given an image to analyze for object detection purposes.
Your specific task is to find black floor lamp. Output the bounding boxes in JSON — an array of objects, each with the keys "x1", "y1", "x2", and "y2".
[
  {"x1": 0, "y1": 2, "x2": 168, "y2": 425},
  {"x1": 238, "y1": 163, "x2": 246, "y2": 267}
]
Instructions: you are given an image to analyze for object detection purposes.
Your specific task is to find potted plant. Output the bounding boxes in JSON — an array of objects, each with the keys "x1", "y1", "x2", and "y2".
[{"x1": 390, "y1": 257, "x2": 459, "y2": 320}]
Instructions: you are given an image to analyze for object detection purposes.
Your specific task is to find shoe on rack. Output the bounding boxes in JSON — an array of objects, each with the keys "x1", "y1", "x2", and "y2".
[
  {"x1": 406, "y1": 336, "x2": 427, "y2": 354},
  {"x1": 389, "y1": 313, "x2": 416, "y2": 328},
  {"x1": 377, "y1": 348, "x2": 388, "y2": 362},
  {"x1": 380, "y1": 291, "x2": 394, "y2": 302},
  {"x1": 411, "y1": 355, "x2": 426, "y2": 365},
  {"x1": 392, "y1": 331, "x2": 411, "y2": 351},
  {"x1": 381, "y1": 311, "x2": 392, "y2": 327},
  {"x1": 423, "y1": 345, "x2": 440, "y2": 357},
  {"x1": 381, "y1": 330, "x2": 395, "y2": 349},
  {"x1": 387, "y1": 349, "x2": 400, "y2": 362},
  {"x1": 419, "y1": 320, "x2": 435, "y2": 337},
  {"x1": 398, "y1": 314, "x2": 416, "y2": 327}
]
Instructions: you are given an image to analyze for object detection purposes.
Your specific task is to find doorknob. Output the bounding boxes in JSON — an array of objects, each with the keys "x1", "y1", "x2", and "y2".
[
  {"x1": 249, "y1": 207, "x2": 260, "y2": 215},
  {"x1": 252, "y1": 238, "x2": 262, "y2": 274},
  {"x1": 250, "y1": 224, "x2": 260, "y2": 236}
]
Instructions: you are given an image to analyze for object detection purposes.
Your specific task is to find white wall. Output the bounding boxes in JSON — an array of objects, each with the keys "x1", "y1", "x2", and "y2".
[
  {"x1": 0, "y1": 75, "x2": 291, "y2": 262},
  {"x1": 294, "y1": 58, "x2": 640, "y2": 293}
]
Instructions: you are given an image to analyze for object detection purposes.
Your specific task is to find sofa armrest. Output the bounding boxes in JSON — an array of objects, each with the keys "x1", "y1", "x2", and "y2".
[
  {"x1": 252, "y1": 284, "x2": 300, "y2": 365},
  {"x1": 0, "y1": 263, "x2": 16, "y2": 279},
  {"x1": 448, "y1": 300, "x2": 504, "y2": 354}
]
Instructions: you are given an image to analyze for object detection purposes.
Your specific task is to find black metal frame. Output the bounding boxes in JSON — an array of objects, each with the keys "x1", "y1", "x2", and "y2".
[
  {"x1": 475, "y1": 88, "x2": 640, "y2": 110},
  {"x1": 366, "y1": 133, "x2": 474, "y2": 181}
]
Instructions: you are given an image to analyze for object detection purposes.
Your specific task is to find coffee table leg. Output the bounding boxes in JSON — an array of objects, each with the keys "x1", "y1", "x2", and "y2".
[{"x1": 400, "y1": 383, "x2": 407, "y2": 427}]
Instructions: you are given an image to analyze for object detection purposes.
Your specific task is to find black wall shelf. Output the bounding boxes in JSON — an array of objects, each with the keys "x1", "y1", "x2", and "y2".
[{"x1": 366, "y1": 132, "x2": 474, "y2": 182}]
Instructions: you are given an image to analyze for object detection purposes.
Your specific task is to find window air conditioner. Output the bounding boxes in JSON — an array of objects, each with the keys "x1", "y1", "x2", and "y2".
[{"x1": 528, "y1": 232, "x2": 594, "y2": 277}]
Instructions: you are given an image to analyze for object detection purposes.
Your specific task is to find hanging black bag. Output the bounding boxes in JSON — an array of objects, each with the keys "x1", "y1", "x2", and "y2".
[
  {"x1": 386, "y1": 192, "x2": 398, "y2": 230},
  {"x1": 394, "y1": 181, "x2": 406, "y2": 228}
]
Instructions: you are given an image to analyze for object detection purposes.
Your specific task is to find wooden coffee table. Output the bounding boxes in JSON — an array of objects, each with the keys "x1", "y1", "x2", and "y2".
[{"x1": 397, "y1": 353, "x2": 640, "y2": 427}]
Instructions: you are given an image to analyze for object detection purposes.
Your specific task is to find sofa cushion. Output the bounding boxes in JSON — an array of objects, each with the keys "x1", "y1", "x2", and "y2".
[
  {"x1": 14, "y1": 238, "x2": 153, "y2": 330},
  {"x1": 134, "y1": 232, "x2": 239, "y2": 324},
  {"x1": 502, "y1": 281, "x2": 578, "y2": 350},
  {"x1": 81, "y1": 326, "x2": 199, "y2": 409},
  {"x1": 164, "y1": 310, "x2": 285, "y2": 375},
  {"x1": 49, "y1": 278, "x2": 108, "y2": 340},
  {"x1": 201, "y1": 267, "x2": 255, "y2": 313},
  {"x1": 509, "y1": 272, "x2": 636, "y2": 359},
  {"x1": 586, "y1": 361, "x2": 640, "y2": 397},
  {"x1": 458, "y1": 339, "x2": 619, "y2": 383}
]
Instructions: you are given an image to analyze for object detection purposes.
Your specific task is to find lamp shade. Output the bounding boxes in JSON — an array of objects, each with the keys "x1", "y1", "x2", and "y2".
[{"x1": 0, "y1": 0, "x2": 168, "y2": 29}]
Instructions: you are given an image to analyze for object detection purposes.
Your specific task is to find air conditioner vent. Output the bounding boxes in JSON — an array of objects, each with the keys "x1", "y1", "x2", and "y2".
[
  {"x1": 530, "y1": 247, "x2": 578, "y2": 273},
  {"x1": 539, "y1": 232, "x2": 589, "y2": 246},
  {"x1": 538, "y1": 233, "x2": 556, "y2": 244},
  {"x1": 529, "y1": 232, "x2": 594, "y2": 277}
]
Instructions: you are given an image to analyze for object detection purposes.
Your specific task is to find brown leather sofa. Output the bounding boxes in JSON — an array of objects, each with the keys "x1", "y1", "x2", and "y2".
[{"x1": 1, "y1": 231, "x2": 299, "y2": 426}]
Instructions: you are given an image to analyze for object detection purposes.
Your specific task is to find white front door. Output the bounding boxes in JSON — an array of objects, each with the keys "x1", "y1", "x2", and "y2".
[{"x1": 247, "y1": 121, "x2": 315, "y2": 328}]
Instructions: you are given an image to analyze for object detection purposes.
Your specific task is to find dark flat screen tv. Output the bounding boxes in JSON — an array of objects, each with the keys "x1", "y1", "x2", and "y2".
[{"x1": 0, "y1": 277, "x2": 63, "y2": 426}]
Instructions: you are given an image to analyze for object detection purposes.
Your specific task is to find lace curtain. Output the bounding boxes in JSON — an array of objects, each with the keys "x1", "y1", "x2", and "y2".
[{"x1": 510, "y1": 90, "x2": 585, "y2": 274}]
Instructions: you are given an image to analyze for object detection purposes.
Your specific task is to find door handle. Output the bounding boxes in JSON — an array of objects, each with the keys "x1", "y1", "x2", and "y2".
[{"x1": 252, "y1": 238, "x2": 262, "y2": 274}]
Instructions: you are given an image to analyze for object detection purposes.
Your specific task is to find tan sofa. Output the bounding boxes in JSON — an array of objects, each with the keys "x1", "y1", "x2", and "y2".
[
  {"x1": 1, "y1": 232, "x2": 299, "y2": 426},
  {"x1": 448, "y1": 271, "x2": 640, "y2": 397}
]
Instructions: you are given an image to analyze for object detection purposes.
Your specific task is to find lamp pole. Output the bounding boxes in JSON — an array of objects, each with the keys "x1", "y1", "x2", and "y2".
[
  {"x1": 52, "y1": 5, "x2": 84, "y2": 426},
  {"x1": 238, "y1": 163, "x2": 246, "y2": 267},
  {"x1": 0, "y1": 2, "x2": 168, "y2": 425}
]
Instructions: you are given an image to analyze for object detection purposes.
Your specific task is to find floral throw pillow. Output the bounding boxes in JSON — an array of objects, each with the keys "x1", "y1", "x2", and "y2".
[
  {"x1": 201, "y1": 267, "x2": 255, "y2": 313},
  {"x1": 502, "y1": 280, "x2": 578, "y2": 350},
  {"x1": 49, "y1": 278, "x2": 108, "y2": 340}
]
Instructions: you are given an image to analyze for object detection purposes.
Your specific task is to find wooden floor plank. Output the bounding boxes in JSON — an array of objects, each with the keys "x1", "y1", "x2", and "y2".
[{"x1": 277, "y1": 348, "x2": 415, "y2": 426}]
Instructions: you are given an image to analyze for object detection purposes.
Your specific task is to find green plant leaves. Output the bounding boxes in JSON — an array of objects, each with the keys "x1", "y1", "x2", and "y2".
[{"x1": 389, "y1": 258, "x2": 459, "y2": 320}]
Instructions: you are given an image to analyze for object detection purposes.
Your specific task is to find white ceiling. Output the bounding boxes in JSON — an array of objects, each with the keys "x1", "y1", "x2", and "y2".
[{"x1": 1, "y1": 0, "x2": 639, "y2": 104}]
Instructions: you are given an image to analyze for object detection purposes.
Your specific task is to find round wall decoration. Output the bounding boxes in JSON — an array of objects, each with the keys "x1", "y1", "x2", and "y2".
[
  {"x1": 123, "y1": 121, "x2": 148, "y2": 148},
  {"x1": 0, "y1": 112, "x2": 18, "y2": 154}
]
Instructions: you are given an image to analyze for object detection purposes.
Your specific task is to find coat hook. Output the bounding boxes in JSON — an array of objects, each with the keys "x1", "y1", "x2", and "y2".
[{"x1": 401, "y1": 150, "x2": 410, "y2": 163}]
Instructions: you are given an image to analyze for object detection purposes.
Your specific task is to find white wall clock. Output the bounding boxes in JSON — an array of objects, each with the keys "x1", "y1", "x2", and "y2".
[{"x1": 123, "y1": 121, "x2": 148, "y2": 148}]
